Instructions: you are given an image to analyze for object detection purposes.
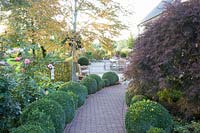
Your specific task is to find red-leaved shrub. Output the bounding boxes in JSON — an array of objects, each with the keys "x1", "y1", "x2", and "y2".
[{"x1": 125, "y1": 0, "x2": 200, "y2": 120}]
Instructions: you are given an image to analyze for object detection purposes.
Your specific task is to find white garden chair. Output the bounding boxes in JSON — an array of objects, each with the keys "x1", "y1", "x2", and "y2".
[{"x1": 77, "y1": 64, "x2": 90, "y2": 79}]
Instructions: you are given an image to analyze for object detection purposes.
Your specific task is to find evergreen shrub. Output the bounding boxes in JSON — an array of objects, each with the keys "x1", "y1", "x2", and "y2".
[
  {"x1": 45, "y1": 91, "x2": 78, "y2": 123},
  {"x1": 125, "y1": 100, "x2": 173, "y2": 133},
  {"x1": 88, "y1": 74, "x2": 102, "y2": 90},
  {"x1": 59, "y1": 81, "x2": 88, "y2": 107},
  {"x1": 102, "y1": 71, "x2": 119, "y2": 85},
  {"x1": 78, "y1": 56, "x2": 89, "y2": 66},
  {"x1": 81, "y1": 77, "x2": 97, "y2": 94},
  {"x1": 20, "y1": 99, "x2": 65, "y2": 133}
]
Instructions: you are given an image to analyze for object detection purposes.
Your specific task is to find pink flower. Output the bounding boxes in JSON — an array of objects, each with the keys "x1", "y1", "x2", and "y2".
[
  {"x1": 24, "y1": 59, "x2": 31, "y2": 65},
  {"x1": 47, "y1": 64, "x2": 54, "y2": 69},
  {"x1": 16, "y1": 57, "x2": 21, "y2": 61}
]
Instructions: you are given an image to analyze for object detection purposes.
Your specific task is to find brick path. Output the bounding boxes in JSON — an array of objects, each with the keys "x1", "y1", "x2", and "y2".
[{"x1": 64, "y1": 84, "x2": 127, "y2": 133}]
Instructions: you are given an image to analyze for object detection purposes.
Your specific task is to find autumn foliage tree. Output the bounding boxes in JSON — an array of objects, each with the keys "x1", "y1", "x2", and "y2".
[
  {"x1": 61, "y1": 0, "x2": 128, "y2": 81},
  {"x1": 126, "y1": 0, "x2": 200, "y2": 120},
  {"x1": 1, "y1": 0, "x2": 67, "y2": 57},
  {"x1": 62, "y1": 0, "x2": 128, "y2": 51}
]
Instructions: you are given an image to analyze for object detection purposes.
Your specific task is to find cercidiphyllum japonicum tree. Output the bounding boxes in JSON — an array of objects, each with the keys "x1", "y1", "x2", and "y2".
[{"x1": 125, "y1": 0, "x2": 200, "y2": 120}]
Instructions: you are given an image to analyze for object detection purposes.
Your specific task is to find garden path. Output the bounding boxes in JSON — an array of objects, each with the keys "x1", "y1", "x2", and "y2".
[{"x1": 64, "y1": 84, "x2": 127, "y2": 133}]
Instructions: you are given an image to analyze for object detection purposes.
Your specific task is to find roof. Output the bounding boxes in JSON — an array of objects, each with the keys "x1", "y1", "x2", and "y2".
[{"x1": 139, "y1": 0, "x2": 174, "y2": 25}]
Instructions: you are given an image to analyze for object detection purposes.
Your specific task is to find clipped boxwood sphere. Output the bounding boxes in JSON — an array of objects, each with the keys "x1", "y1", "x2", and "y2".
[
  {"x1": 101, "y1": 80, "x2": 105, "y2": 88},
  {"x1": 21, "y1": 99, "x2": 65, "y2": 133},
  {"x1": 147, "y1": 127, "x2": 166, "y2": 133},
  {"x1": 102, "y1": 71, "x2": 119, "y2": 85},
  {"x1": 88, "y1": 74, "x2": 102, "y2": 90},
  {"x1": 78, "y1": 56, "x2": 89, "y2": 66},
  {"x1": 125, "y1": 100, "x2": 173, "y2": 133},
  {"x1": 81, "y1": 76, "x2": 97, "y2": 94},
  {"x1": 68, "y1": 91, "x2": 79, "y2": 109},
  {"x1": 21, "y1": 109, "x2": 55, "y2": 133},
  {"x1": 130, "y1": 95, "x2": 147, "y2": 105},
  {"x1": 45, "y1": 91, "x2": 78, "y2": 124},
  {"x1": 12, "y1": 124, "x2": 44, "y2": 133},
  {"x1": 125, "y1": 89, "x2": 135, "y2": 106},
  {"x1": 102, "y1": 79, "x2": 110, "y2": 87},
  {"x1": 120, "y1": 52, "x2": 127, "y2": 58},
  {"x1": 59, "y1": 81, "x2": 88, "y2": 107}
]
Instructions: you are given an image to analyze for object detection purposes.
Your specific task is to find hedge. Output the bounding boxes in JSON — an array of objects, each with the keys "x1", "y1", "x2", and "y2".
[
  {"x1": 125, "y1": 89, "x2": 135, "y2": 106},
  {"x1": 20, "y1": 109, "x2": 55, "y2": 133},
  {"x1": 44, "y1": 91, "x2": 78, "y2": 124},
  {"x1": 88, "y1": 74, "x2": 102, "y2": 90},
  {"x1": 33, "y1": 60, "x2": 72, "y2": 82},
  {"x1": 59, "y1": 81, "x2": 88, "y2": 107},
  {"x1": 102, "y1": 79, "x2": 110, "y2": 87},
  {"x1": 81, "y1": 76, "x2": 97, "y2": 94},
  {"x1": 125, "y1": 100, "x2": 173, "y2": 133},
  {"x1": 78, "y1": 56, "x2": 89, "y2": 66},
  {"x1": 147, "y1": 127, "x2": 166, "y2": 133},
  {"x1": 12, "y1": 124, "x2": 44, "y2": 133},
  {"x1": 102, "y1": 71, "x2": 119, "y2": 85},
  {"x1": 20, "y1": 99, "x2": 65, "y2": 133},
  {"x1": 101, "y1": 79, "x2": 105, "y2": 88}
]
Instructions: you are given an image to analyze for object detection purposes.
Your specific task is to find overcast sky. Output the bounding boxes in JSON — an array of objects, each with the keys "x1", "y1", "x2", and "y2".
[
  {"x1": 117, "y1": 0, "x2": 162, "y2": 39},
  {"x1": 0, "y1": 0, "x2": 162, "y2": 39}
]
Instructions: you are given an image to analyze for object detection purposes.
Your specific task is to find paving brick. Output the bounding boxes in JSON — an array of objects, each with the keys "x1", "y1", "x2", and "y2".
[{"x1": 64, "y1": 84, "x2": 127, "y2": 133}]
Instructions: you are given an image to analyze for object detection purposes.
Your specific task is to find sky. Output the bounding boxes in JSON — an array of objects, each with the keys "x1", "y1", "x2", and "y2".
[
  {"x1": 117, "y1": 0, "x2": 162, "y2": 39},
  {"x1": 0, "y1": 0, "x2": 162, "y2": 39}
]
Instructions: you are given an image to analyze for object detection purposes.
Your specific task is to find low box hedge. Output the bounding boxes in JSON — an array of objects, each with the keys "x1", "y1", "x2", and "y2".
[
  {"x1": 59, "y1": 81, "x2": 88, "y2": 107},
  {"x1": 20, "y1": 99, "x2": 65, "y2": 133},
  {"x1": 125, "y1": 100, "x2": 173, "y2": 133},
  {"x1": 20, "y1": 109, "x2": 55, "y2": 133},
  {"x1": 102, "y1": 71, "x2": 119, "y2": 85},
  {"x1": 12, "y1": 124, "x2": 44, "y2": 133},
  {"x1": 81, "y1": 76, "x2": 97, "y2": 94},
  {"x1": 44, "y1": 91, "x2": 78, "y2": 124},
  {"x1": 88, "y1": 74, "x2": 103, "y2": 90},
  {"x1": 102, "y1": 79, "x2": 110, "y2": 87}
]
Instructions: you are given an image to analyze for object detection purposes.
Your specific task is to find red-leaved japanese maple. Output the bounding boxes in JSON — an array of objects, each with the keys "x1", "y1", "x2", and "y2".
[{"x1": 126, "y1": 0, "x2": 200, "y2": 120}]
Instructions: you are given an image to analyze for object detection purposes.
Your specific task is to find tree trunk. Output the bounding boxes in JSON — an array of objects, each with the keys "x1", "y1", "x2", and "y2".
[
  {"x1": 41, "y1": 46, "x2": 46, "y2": 58},
  {"x1": 31, "y1": 18, "x2": 36, "y2": 58},
  {"x1": 71, "y1": 0, "x2": 78, "y2": 81}
]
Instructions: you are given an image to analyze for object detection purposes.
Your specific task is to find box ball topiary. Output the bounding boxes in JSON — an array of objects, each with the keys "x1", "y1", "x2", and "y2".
[
  {"x1": 44, "y1": 91, "x2": 78, "y2": 124},
  {"x1": 68, "y1": 91, "x2": 79, "y2": 109},
  {"x1": 102, "y1": 79, "x2": 110, "y2": 87},
  {"x1": 59, "y1": 81, "x2": 88, "y2": 107},
  {"x1": 11, "y1": 124, "x2": 44, "y2": 133},
  {"x1": 81, "y1": 76, "x2": 97, "y2": 94},
  {"x1": 147, "y1": 127, "x2": 166, "y2": 133},
  {"x1": 125, "y1": 89, "x2": 135, "y2": 106},
  {"x1": 120, "y1": 52, "x2": 127, "y2": 58},
  {"x1": 102, "y1": 71, "x2": 119, "y2": 85},
  {"x1": 125, "y1": 100, "x2": 173, "y2": 133},
  {"x1": 130, "y1": 95, "x2": 148, "y2": 105},
  {"x1": 100, "y1": 79, "x2": 105, "y2": 89},
  {"x1": 78, "y1": 56, "x2": 89, "y2": 66},
  {"x1": 88, "y1": 74, "x2": 103, "y2": 90},
  {"x1": 20, "y1": 99, "x2": 65, "y2": 133},
  {"x1": 21, "y1": 109, "x2": 55, "y2": 133}
]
